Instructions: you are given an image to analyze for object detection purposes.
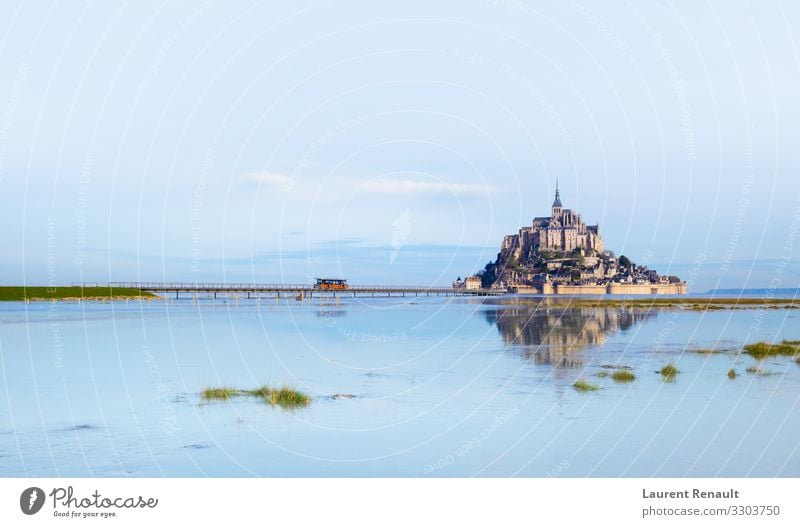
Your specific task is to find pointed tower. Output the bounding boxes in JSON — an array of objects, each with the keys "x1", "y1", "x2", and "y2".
[{"x1": 551, "y1": 180, "x2": 563, "y2": 218}]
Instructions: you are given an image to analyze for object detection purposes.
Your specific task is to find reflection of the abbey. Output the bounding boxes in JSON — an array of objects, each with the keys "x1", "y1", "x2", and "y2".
[{"x1": 484, "y1": 306, "x2": 655, "y2": 367}]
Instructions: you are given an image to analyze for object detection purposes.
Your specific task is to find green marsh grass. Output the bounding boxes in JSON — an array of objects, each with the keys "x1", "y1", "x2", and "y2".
[
  {"x1": 0, "y1": 285, "x2": 155, "y2": 301},
  {"x1": 745, "y1": 366, "x2": 778, "y2": 377},
  {"x1": 745, "y1": 365, "x2": 777, "y2": 376},
  {"x1": 689, "y1": 348, "x2": 722, "y2": 355},
  {"x1": 244, "y1": 385, "x2": 311, "y2": 408},
  {"x1": 200, "y1": 387, "x2": 238, "y2": 400},
  {"x1": 611, "y1": 370, "x2": 636, "y2": 383},
  {"x1": 573, "y1": 379, "x2": 599, "y2": 392},
  {"x1": 659, "y1": 364, "x2": 679, "y2": 380},
  {"x1": 201, "y1": 384, "x2": 310, "y2": 408},
  {"x1": 742, "y1": 340, "x2": 800, "y2": 359},
  {"x1": 502, "y1": 297, "x2": 800, "y2": 311}
]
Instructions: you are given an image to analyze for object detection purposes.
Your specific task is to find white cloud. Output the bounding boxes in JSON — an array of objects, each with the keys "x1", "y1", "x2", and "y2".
[
  {"x1": 241, "y1": 171, "x2": 292, "y2": 187},
  {"x1": 362, "y1": 179, "x2": 493, "y2": 196}
]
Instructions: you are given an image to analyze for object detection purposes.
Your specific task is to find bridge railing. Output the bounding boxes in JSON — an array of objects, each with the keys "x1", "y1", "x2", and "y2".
[
  {"x1": 106, "y1": 282, "x2": 312, "y2": 291},
  {"x1": 72, "y1": 281, "x2": 475, "y2": 293}
]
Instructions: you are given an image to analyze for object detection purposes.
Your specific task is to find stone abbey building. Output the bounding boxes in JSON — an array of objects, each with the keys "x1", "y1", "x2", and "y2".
[
  {"x1": 501, "y1": 182, "x2": 604, "y2": 260},
  {"x1": 483, "y1": 183, "x2": 686, "y2": 295}
]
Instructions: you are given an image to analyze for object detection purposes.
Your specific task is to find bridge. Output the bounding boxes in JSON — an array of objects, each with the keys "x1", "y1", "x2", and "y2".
[{"x1": 74, "y1": 282, "x2": 505, "y2": 298}]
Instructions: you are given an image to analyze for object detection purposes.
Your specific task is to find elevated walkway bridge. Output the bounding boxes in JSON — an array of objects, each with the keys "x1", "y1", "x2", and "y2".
[{"x1": 74, "y1": 282, "x2": 505, "y2": 299}]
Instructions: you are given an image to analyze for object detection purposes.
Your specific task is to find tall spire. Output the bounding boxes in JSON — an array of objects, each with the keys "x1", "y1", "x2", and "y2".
[{"x1": 552, "y1": 179, "x2": 562, "y2": 209}]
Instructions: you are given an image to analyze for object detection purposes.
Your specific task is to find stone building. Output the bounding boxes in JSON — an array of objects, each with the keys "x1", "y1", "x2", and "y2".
[
  {"x1": 500, "y1": 182, "x2": 604, "y2": 262},
  {"x1": 453, "y1": 276, "x2": 483, "y2": 290},
  {"x1": 476, "y1": 182, "x2": 686, "y2": 294},
  {"x1": 465, "y1": 276, "x2": 482, "y2": 290}
]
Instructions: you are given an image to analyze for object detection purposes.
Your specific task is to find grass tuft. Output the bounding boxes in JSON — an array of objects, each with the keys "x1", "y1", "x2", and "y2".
[
  {"x1": 659, "y1": 364, "x2": 679, "y2": 380},
  {"x1": 727, "y1": 368, "x2": 737, "y2": 379},
  {"x1": 742, "y1": 341, "x2": 800, "y2": 359},
  {"x1": 200, "y1": 387, "x2": 238, "y2": 400},
  {"x1": 255, "y1": 385, "x2": 311, "y2": 407},
  {"x1": 611, "y1": 369, "x2": 636, "y2": 383},
  {"x1": 573, "y1": 379, "x2": 599, "y2": 392},
  {"x1": 745, "y1": 365, "x2": 777, "y2": 376},
  {"x1": 202, "y1": 384, "x2": 310, "y2": 408},
  {"x1": 689, "y1": 348, "x2": 721, "y2": 355}
]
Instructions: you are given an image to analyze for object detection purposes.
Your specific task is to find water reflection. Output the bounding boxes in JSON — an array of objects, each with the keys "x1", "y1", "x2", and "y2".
[
  {"x1": 316, "y1": 309, "x2": 347, "y2": 318},
  {"x1": 485, "y1": 306, "x2": 655, "y2": 367}
]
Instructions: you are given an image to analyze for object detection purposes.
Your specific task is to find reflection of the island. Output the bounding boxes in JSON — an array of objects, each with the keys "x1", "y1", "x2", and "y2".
[{"x1": 484, "y1": 306, "x2": 655, "y2": 367}]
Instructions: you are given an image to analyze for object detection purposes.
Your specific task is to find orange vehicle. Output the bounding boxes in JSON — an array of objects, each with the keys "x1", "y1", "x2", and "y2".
[{"x1": 314, "y1": 278, "x2": 349, "y2": 290}]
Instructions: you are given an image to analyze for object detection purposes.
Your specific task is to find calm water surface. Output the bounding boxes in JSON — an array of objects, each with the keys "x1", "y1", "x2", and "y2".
[{"x1": 0, "y1": 296, "x2": 797, "y2": 477}]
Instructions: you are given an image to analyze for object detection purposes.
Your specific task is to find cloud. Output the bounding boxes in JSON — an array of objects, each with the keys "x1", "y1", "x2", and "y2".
[
  {"x1": 238, "y1": 173, "x2": 497, "y2": 198},
  {"x1": 240, "y1": 171, "x2": 292, "y2": 187},
  {"x1": 362, "y1": 179, "x2": 493, "y2": 196}
]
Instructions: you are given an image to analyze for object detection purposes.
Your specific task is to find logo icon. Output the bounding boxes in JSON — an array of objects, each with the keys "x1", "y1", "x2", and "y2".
[
  {"x1": 20, "y1": 487, "x2": 45, "y2": 515},
  {"x1": 390, "y1": 209, "x2": 413, "y2": 264}
]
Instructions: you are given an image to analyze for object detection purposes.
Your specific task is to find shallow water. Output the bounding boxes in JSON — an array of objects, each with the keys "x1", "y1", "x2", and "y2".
[{"x1": 0, "y1": 296, "x2": 797, "y2": 477}]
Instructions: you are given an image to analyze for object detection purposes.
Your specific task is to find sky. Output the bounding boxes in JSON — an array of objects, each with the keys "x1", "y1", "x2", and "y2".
[{"x1": 1, "y1": 1, "x2": 799, "y2": 291}]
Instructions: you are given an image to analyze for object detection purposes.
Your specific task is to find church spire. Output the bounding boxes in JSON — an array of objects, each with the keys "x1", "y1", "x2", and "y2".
[{"x1": 552, "y1": 179, "x2": 562, "y2": 209}]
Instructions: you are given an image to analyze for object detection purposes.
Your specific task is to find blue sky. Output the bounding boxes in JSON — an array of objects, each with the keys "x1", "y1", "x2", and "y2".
[{"x1": 1, "y1": 1, "x2": 799, "y2": 291}]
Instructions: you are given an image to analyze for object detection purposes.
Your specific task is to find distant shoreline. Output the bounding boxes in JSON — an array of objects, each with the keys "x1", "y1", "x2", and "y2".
[
  {"x1": 491, "y1": 296, "x2": 800, "y2": 310},
  {"x1": 0, "y1": 286, "x2": 157, "y2": 302},
  {"x1": 704, "y1": 287, "x2": 800, "y2": 296},
  {"x1": 1, "y1": 286, "x2": 798, "y2": 310}
]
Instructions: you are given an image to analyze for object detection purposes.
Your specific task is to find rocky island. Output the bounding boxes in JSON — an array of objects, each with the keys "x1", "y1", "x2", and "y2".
[{"x1": 472, "y1": 183, "x2": 687, "y2": 295}]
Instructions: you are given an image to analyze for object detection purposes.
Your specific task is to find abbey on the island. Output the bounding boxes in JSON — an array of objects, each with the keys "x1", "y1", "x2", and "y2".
[
  {"x1": 502, "y1": 182, "x2": 604, "y2": 257},
  {"x1": 467, "y1": 182, "x2": 687, "y2": 295}
]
